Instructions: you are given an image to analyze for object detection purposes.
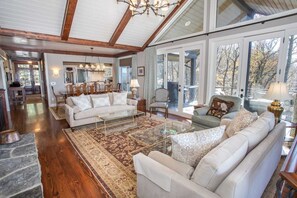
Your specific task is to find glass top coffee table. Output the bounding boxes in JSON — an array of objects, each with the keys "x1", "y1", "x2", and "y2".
[{"x1": 96, "y1": 110, "x2": 144, "y2": 136}]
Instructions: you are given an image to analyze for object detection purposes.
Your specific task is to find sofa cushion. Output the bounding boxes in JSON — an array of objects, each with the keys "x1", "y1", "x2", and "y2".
[
  {"x1": 192, "y1": 115, "x2": 221, "y2": 128},
  {"x1": 74, "y1": 104, "x2": 135, "y2": 120},
  {"x1": 191, "y1": 134, "x2": 248, "y2": 191},
  {"x1": 171, "y1": 125, "x2": 226, "y2": 167},
  {"x1": 225, "y1": 108, "x2": 258, "y2": 137},
  {"x1": 91, "y1": 94, "x2": 113, "y2": 105},
  {"x1": 71, "y1": 94, "x2": 92, "y2": 111},
  {"x1": 207, "y1": 97, "x2": 234, "y2": 118},
  {"x1": 91, "y1": 95, "x2": 110, "y2": 108},
  {"x1": 238, "y1": 111, "x2": 275, "y2": 152},
  {"x1": 113, "y1": 92, "x2": 127, "y2": 105}
]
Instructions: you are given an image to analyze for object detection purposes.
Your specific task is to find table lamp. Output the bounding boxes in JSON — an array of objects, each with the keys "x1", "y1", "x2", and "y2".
[
  {"x1": 264, "y1": 82, "x2": 292, "y2": 123},
  {"x1": 130, "y1": 79, "x2": 140, "y2": 99}
]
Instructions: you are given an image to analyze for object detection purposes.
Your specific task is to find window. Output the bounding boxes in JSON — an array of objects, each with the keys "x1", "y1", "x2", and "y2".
[
  {"x1": 120, "y1": 66, "x2": 132, "y2": 91},
  {"x1": 215, "y1": 43, "x2": 240, "y2": 96},
  {"x1": 156, "y1": 0, "x2": 204, "y2": 42},
  {"x1": 157, "y1": 54, "x2": 165, "y2": 88},
  {"x1": 216, "y1": 0, "x2": 297, "y2": 28}
]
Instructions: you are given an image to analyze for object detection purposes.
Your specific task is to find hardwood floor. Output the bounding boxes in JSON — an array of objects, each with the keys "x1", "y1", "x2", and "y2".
[
  {"x1": 9, "y1": 98, "x2": 104, "y2": 198},
  {"x1": 9, "y1": 97, "x2": 189, "y2": 198}
]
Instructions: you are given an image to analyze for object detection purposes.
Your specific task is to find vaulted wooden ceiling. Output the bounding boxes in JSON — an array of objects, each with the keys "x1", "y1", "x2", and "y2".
[{"x1": 0, "y1": 0, "x2": 188, "y2": 59}]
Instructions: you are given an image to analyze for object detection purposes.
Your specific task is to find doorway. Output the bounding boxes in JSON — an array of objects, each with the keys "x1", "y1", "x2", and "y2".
[{"x1": 157, "y1": 44, "x2": 204, "y2": 117}]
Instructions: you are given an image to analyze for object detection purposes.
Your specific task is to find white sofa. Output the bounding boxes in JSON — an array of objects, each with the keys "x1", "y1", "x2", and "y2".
[
  {"x1": 64, "y1": 93, "x2": 138, "y2": 127},
  {"x1": 133, "y1": 112, "x2": 285, "y2": 198}
]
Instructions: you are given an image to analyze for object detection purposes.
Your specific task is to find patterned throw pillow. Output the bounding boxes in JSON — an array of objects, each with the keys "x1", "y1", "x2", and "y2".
[
  {"x1": 92, "y1": 96, "x2": 110, "y2": 108},
  {"x1": 71, "y1": 94, "x2": 92, "y2": 111},
  {"x1": 171, "y1": 125, "x2": 226, "y2": 167},
  {"x1": 113, "y1": 92, "x2": 127, "y2": 105},
  {"x1": 206, "y1": 97, "x2": 234, "y2": 118},
  {"x1": 225, "y1": 108, "x2": 258, "y2": 137}
]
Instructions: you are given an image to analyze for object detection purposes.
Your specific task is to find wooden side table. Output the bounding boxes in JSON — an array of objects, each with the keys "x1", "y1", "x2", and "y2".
[{"x1": 132, "y1": 98, "x2": 146, "y2": 115}]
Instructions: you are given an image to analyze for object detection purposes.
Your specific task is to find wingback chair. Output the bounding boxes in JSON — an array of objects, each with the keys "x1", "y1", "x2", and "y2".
[
  {"x1": 149, "y1": 88, "x2": 169, "y2": 118},
  {"x1": 192, "y1": 95, "x2": 241, "y2": 130}
]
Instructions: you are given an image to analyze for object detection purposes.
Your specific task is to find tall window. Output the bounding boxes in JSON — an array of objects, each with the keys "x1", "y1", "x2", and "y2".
[
  {"x1": 119, "y1": 58, "x2": 132, "y2": 92},
  {"x1": 215, "y1": 43, "x2": 240, "y2": 96},
  {"x1": 157, "y1": 54, "x2": 165, "y2": 88}
]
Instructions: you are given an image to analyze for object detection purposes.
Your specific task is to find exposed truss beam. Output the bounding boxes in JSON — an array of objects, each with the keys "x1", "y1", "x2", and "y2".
[
  {"x1": 0, "y1": 45, "x2": 115, "y2": 58},
  {"x1": 109, "y1": 8, "x2": 132, "y2": 46},
  {"x1": 231, "y1": 0, "x2": 254, "y2": 16},
  {"x1": 141, "y1": 0, "x2": 188, "y2": 50},
  {"x1": 114, "y1": 51, "x2": 136, "y2": 58},
  {"x1": 0, "y1": 28, "x2": 142, "y2": 52},
  {"x1": 219, "y1": 0, "x2": 232, "y2": 14},
  {"x1": 61, "y1": 0, "x2": 78, "y2": 41}
]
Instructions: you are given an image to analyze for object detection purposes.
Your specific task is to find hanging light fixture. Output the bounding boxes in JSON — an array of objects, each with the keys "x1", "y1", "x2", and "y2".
[
  {"x1": 117, "y1": 0, "x2": 181, "y2": 17},
  {"x1": 79, "y1": 47, "x2": 105, "y2": 72}
]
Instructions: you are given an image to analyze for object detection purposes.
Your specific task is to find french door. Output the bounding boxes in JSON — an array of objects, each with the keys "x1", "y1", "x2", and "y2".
[
  {"x1": 16, "y1": 63, "x2": 41, "y2": 94},
  {"x1": 213, "y1": 30, "x2": 296, "y2": 118},
  {"x1": 157, "y1": 44, "x2": 204, "y2": 117}
]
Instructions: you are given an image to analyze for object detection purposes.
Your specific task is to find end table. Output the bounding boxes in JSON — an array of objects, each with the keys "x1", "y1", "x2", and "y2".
[{"x1": 132, "y1": 98, "x2": 146, "y2": 115}]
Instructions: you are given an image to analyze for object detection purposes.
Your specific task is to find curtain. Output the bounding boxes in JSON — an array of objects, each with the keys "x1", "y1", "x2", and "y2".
[
  {"x1": 144, "y1": 47, "x2": 157, "y2": 106},
  {"x1": 132, "y1": 54, "x2": 137, "y2": 79},
  {"x1": 113, "y1": 58, "x2": 119, "y2": 84}
]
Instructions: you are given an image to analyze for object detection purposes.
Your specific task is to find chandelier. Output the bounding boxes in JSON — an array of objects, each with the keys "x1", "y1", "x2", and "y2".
[
  {"x1": 79, "y1": 47, "x2": 105, "y2": 72},
  {"x1": 117, "y1": 0, "x2": 181, "y2": 17}
]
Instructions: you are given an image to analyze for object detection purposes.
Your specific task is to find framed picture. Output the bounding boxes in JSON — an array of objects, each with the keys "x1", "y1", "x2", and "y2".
[{"x1": 137, "y1": 66, "x2": 145, "y2": 76}]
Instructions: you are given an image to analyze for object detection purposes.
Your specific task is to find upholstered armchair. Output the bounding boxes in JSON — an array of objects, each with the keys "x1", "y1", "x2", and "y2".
[
  {"x1": 192, "y1": 95, "x2": 241, "y2": 130},
  {"x1": 149, "y1": 88, "x2": 169, "y2": 118}
]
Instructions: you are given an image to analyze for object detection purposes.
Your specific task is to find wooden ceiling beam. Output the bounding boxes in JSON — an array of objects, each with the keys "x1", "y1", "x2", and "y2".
[
  {"x1": 141, "y1": 0, "x2": 188, "y2": 50},
  {"x1": 114, "y1": 51, "x2": 136, "y2": 58},
  {"x1": 61, "y1": 0, "x2": 78, "y2": 41},
  {"x1": 0, "y1": 28, "x2": 142, "y2": 52},
  {"x1": 109, "y1": 8, "x2": 132, "y2": 46},
  {"x1": 0, "y1": 45, "x2": 116, "y2": 58}
]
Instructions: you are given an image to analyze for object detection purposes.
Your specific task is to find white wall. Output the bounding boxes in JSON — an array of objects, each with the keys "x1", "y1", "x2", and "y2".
[
  {"x1": 136, "y1": 51, "x2": 145, "y2": 98},
  {"x1": 44, "y1": 53, "x2": 115, "y2": 107}
]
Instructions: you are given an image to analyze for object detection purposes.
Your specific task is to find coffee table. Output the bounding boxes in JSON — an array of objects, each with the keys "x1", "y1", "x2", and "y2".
[{"x1": 96, "y1": 110, "x2": 144, "y2": 136}]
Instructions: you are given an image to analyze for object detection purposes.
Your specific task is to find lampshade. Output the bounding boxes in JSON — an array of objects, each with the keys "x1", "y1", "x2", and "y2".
[
  {"x1": 264, "y1": 82, "x2": 292, "y2": 101},
  {"x1": 130, "y1": 79, "x2": 140, "y2": 88}
]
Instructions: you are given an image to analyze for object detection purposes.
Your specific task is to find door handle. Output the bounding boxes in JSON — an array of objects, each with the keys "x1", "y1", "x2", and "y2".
[
  {"x1": 240, "y1": 94, "x2": 243, "y2": 98},
  {"x1": 178, "y1": 89, "x2": 181, "y2": 92}
]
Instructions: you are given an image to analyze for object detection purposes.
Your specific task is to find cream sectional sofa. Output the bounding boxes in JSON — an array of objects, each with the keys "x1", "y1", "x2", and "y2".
[
  {"x1": 133, "y1": 112, "x2": 285, "y2": 198},
  {"x1": 64, "y1": 93, "x2": 138, "y2": 127}
]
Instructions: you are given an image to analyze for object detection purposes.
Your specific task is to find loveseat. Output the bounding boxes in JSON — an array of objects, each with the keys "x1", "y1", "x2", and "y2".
[
  {"x1": 64, "y1": 92, "x2": 138, "y2": 127},
  {"x1": 133, "y1": 112, "x2": 285, "y2": 198},
  {"x1": 192, "y1": 95, "x2": 241, "y2": 130}
]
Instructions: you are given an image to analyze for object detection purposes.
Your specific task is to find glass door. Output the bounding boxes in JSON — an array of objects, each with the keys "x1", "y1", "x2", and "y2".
[
  {"x1": 16, "y1": 63, "x2": 41, "y2": 94},
  {"x1": 241, "y1": 32, "x2": 284, "y2": 114},
  {"x1": 157, "y1": 44, "x2": 203, "y2": 117}
]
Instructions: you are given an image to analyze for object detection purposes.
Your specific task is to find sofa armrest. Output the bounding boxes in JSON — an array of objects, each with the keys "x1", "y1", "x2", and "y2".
[
  {"x1": 222, "y1": 111, "x2": 238, "y2": 119},
  {"x1": 148, "y1": 151, "x2": 194, "y2": 179},
  {"x1": 64, "y1": 104, "x2": 74, "y2": 127},
  {"x1": 133, "y1": 153, "x2": 220, "y2": 198},
  {"x1": 127, "y1": 98, "x2": 138, "y2": 106},
  {"x1": 193, "y1": 106, "x2": 209, "y2": 116},
  {"x1": 220, "y1": 118, "x2": 232, "y2": 127}
]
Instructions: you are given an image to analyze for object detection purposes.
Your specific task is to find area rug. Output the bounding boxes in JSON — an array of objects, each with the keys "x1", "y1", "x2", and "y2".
[
  {"x1": 0, "y1": 133, "x2": 43, "y2": 197},
  {"x1": 49, "y1": 106, "x2": 65, "y2": 120},
  {"x1": 63, "y1": 115, "x2": 282, "y2": 198}
]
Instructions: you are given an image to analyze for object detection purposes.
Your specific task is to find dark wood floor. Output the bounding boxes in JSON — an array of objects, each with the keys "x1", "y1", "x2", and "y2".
[
  {"x1": 9, "y1": 97, "x2": 187, "y2": 198},
  {"x1": 9, "y1": 98, "x2": 104, "y2": 198}
]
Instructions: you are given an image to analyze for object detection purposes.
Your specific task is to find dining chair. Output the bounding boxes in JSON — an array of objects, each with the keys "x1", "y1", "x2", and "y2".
[
  {"x1": 51, "y1": 86, "x2": 66, "y2": 111},
  {"x1": 81, "y1": 83, "x2": 88, "y2": 95},
  {"x1": 65, "y1": 84, "x2": 74, "y2": 97},
  {"x1": 89, "y1": 83, "x2": 96, "y2": 94}
]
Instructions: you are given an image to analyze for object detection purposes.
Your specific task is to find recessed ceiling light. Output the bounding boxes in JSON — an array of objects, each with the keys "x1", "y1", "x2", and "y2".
[{"x1": 185, "y1": 21, "x2": 191, "y2": 27}]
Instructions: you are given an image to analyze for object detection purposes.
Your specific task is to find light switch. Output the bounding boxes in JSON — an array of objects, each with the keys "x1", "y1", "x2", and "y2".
[{"x1": 50, "y1": 82, "x2": 56, "y2": 86}]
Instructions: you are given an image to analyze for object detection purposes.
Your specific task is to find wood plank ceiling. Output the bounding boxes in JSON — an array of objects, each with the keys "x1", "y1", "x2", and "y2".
[{"x1": 0, "y1": 0, "x2": 188, "y2": 59}]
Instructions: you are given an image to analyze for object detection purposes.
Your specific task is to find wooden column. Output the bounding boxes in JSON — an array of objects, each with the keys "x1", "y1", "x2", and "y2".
[{"x1": 0, "y1": 89, "x2": 9, "y2": 131}]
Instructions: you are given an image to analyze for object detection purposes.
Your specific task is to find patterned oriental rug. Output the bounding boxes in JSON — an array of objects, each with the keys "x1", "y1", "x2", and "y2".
[
  {"x1": 63, "y1": 115, "x2": 169, "y2": 198},
  {"x1": 63, "y1": 115, "x2": 282, "y2": 198},
  {"x1": 49, "y1": 107, "x2": 66, "y2": 120}
]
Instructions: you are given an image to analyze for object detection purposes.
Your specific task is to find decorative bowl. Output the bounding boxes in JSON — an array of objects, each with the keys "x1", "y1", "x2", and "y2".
[{"x1": 0, "y1": 129, "x2": 21, "y2": 144}]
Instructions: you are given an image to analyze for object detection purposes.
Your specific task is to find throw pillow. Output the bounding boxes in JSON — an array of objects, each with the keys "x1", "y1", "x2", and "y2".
[
  {"x1": 225, "y1": 108, "x2": 258, "y2": 137},
  {"x1": 113, "y1": 92, "x2": 127, "y2": 105},
  {"x1": 171, "y1": 125, "x2": 226, "y2": 167},
  {"x1": 92, "y1": 96, "x2": 111, "y2": 108},
  {"x1": 206, "y1": 97, "x2": 234, "y2": 118},
  {"x1": 71, "y1": 94, "x2": 92, "y2": 111}
]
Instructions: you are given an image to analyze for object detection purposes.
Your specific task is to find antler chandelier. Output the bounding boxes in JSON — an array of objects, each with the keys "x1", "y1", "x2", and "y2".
[{"x1": 117, "y1": 0, "x2": 181, "y2": 17}]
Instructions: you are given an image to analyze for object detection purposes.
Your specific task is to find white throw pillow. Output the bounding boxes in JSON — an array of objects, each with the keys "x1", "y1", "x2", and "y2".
[
  {"x1": 71, "y1": 94, "x2": 92, "y2": 111},
  {"x1": 171, "y1": 125, "x2": 226, "y2": 167},
  {"x1": 225, "y1": 108, "x2": 258, "y2": 137},
  {"x1": 92, "y1": 96, "x2": 110, "y2": 108},
  {"x1": 113, "y1": 92, "x2": 127, "y2": 105}
]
